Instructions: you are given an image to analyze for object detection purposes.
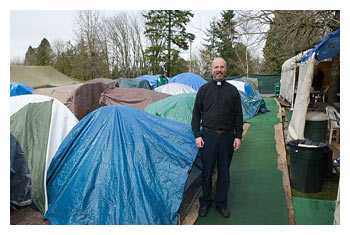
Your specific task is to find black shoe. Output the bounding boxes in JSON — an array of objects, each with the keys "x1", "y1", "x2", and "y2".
[
  {"x1": 216, "y1": 207, "x2": 230, "y2": 218},
  {"x1": 198, "y1": 206, "x2": 209, "y2": 217}
]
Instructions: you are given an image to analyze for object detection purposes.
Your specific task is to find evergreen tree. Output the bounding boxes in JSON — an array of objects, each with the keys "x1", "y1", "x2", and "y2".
[
  {"x1": 202, "y1": 18, "x2": 220, "y2": 59},
  {"x1": 23, "y1": 46, "x2": 37, "y2": 65},
  {"x1": 54, "y1": 41, "x2": 75, "y2": 76},
  {"x1": 143, "y1": 10, "x2": 195, "y2": 77},
  {"x1": 200, "y1": 17, "x2": 220, "y2": 77},
  {"x1": 36, "y1": 38, "x2": 53, "y2": 66},
  {"x1": 216, "y1": 10, "x2": 239, "y2": 76}
]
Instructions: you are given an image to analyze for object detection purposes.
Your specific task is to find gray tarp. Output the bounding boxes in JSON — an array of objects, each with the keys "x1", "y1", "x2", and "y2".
[
  {"x1": 10, "y1": 134, "x2": 32, "y2": 207},
  {"x1": 99, "y1": 87, "x2": 171, "y2": 110}
]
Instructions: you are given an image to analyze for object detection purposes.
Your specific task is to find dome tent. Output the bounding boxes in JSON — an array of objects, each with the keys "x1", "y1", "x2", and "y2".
[
  {"x1": 99, "y1": 87, "x2": 171, "y2": 110},
  {"x1": 44, "y1": 105, "x2": 198, "y2": 225},
  {"x1": 227, "y1": 79, "x2": 254, "y2": 96},
  {"x1": 10, "y1": 94, "x2": 78, "y2": 214},
  {"x1": 34, "y1": 80, "x2": 111, "y2": 120},
  {"x1": 154, "y1": 83, "x2": 195, "y2": 95},
  {"x1": 146, "y1": 91, "x2": 267, "y2": 123},
  {"x1": 168, "y1": 72, "x2": 207, "y2": 91},
  {"x1": 145, "y1": 93, "x2": 196, "y2": 125},
  {"x1": 116, "y1": 78, "x2": 153, "y2": 90},
  {"x1": 10, "y1": 133, "x2": 31, "y2": 207},
  {"x1": 136, "y1": 74, "x2": 166, "y2": 89},
  {"x1": 10, "y1": 82, "x2": 34, "y2": 96}
]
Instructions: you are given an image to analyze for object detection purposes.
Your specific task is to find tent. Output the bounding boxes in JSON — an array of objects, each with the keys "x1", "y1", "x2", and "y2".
[
  {"x1": 86, "y1": 77, "x2": 116, "y2": 87},
  {"x1": 279, "y1": 51, "x2": 307, "y2": 106},
  {"x1": 99, "y1": 87, "x2": 171, "y2": 110},
  {"x1": 168, "y1": 73, "x2": 207, "y2": 91},
  {"x1": 10, "y1": 134, "x2": 32, "y2": 207},
  {"x1": 34, "y1": 80, "x2": 110, "y2": 120},
  {"x1": 237, "y1": 77, "x2": 259, "y2": 91},
  {"x1": 146, "y1": 91, "x2": 266, "y2": 123},
  {"x1": 44, "y1": 105, "x2": 198, "y2": 225},
  {"x1": 10, "y1": 94, "x2": 78, "y2": 214},
  {"x1": 239, "y1": 91, "x2": 269, "y2": 120},
  {"x1": 10, "y1": 66, "x2": 82, "y2": 88},
  {"x1": 136, "y1": 75, "x2": 167, "y2": 89},
  {"x1": 154, "y1": 83, "x2": 195, "y2": 95},
  {"x1": 286, "y1": 29, "x2": 340, "y2": 141},
  {"x1": 116, "y1": 78, "x2": 153, "y2": 90},
  {"x1": 10, "y1": 82, "x2": 34, "y2": 97},
  {"x1": 229, "y1": 74, "x2": 281, "y2": 94},
  {"x1": 145, "y1": 93, "x2": 197, "y2": 125},
  {"x1": 227, "y1": 80, "x2": 254, "y2": 96}
]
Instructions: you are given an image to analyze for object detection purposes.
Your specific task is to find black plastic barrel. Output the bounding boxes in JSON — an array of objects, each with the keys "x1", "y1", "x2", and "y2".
[
  {"x1": 304, "y1": 111, "x2": 328, "y2": 142},
  {"x1": 288, "y1": 139, "x2": 332, "y2": 193}
]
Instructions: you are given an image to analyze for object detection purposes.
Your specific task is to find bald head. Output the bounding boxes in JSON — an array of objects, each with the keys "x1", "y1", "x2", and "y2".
[{"x1": 211, "y1": 57, "x2": 227, "y2": 82}]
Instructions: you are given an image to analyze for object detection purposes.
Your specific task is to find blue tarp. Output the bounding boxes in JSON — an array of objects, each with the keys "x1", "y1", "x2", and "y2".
[
  {"x1": 169, "y1": 73, "x2": 207, "y2": 91},
  {"x1": 10, "y1": 82, "x2": 34, "y2": 97},
  {"x1": 44, "y1": 105, "x2": 198, "y2": 225},
  {"x1": 239, "y1": 90, "x2": 269, "y2": 120},
  {"x1": 301, "y1": 29, "x2": 340, "y2": 62},
  {"x1": 136, "y1": 75, "x2": 162, "y2": 89}
]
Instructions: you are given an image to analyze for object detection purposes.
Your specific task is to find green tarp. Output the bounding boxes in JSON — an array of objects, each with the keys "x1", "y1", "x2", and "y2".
[
  {"x1": 10, "y1": 100, "x2": 53, "y2": 214},
  {"x1": 145, "y1": 93, "x2": 196, "y2": 125}
]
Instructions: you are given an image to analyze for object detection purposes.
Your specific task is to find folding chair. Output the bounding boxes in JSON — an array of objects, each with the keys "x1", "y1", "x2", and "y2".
[{"x1": 326, "y1": 106, "x2": 340, "y2": 144}]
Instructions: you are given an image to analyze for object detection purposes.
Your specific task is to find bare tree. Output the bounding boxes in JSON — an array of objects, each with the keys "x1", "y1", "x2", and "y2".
[
  {"x1": 73, "y1": 11, "x2": 110, "y2": 79},
  {"x1": 10, "y1": 56, "x2": 24, "y2": 65},
  {"x1": 106, "y1": 11, "x2": 146, "y2": 78}
]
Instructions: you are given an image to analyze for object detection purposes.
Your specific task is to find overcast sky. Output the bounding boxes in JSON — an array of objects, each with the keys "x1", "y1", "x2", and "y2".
[{"x1": 10, "y1": 10, "x2": 222, "y2": 61}]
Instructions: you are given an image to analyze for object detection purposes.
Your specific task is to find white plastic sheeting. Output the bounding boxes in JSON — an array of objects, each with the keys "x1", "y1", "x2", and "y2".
[
  {"x1": 10, "y1": 94, "x2": 52, "y2": 116},
  {"x1": 287, "y1": 54, "x2": 319, "y2": 141},
  {"x1": 155, "y1": 83, "x2": 195, "y2": 95},
  {"x1": 227, "y1": 80, "x2": 246, "y2": 93},
  {"x1": 10, "y1": 94, "x2": 78, "y2": 213},
  {"x1": 280, "y1": 51, "x2": 307, "y2": 105}
]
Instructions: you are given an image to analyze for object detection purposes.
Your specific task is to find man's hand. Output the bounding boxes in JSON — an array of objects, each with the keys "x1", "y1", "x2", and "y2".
[
  {"x1": 195, "y1": 137, "x2": 204, "y2": 148},
  {"x1": 233, "y1": 138, "x2": 241, "y2": 151}
]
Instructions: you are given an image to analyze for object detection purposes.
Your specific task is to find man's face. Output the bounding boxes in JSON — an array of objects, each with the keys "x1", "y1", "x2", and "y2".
[{"x1": 212, "y1": 59, "x2": 227, "y2": 82}]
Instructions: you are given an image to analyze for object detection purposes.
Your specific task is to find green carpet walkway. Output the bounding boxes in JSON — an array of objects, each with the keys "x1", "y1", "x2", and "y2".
[
  {"x1": 196, "y1": 98, "x2": 289, "y2": 225},
  {"x1": 292, "y1": 197, "x2": 335, "y2": 225}
]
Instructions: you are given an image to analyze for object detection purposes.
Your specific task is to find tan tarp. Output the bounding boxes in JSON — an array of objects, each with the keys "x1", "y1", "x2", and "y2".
[
  {"x1": 34, "y1": 81, "x2": 110, "y2": 120},
  {"x1": 99, "y1": 87, "x2": 171, "y2": 110}
]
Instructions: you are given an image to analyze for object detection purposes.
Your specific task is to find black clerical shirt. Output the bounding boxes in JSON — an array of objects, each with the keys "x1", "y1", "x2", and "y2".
[{"x1": 191, "y1": 79, "x2": 243, "y2": 139}]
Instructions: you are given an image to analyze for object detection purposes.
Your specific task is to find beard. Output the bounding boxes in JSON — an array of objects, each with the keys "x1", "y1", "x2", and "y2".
[{"x1": 213, "y1": 73, "x2": 225, "y2": 82}]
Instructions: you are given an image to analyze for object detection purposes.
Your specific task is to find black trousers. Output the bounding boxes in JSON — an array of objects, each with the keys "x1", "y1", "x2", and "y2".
[{"x1": 199, "y1": 130, "x2": 235, "y2": 209}]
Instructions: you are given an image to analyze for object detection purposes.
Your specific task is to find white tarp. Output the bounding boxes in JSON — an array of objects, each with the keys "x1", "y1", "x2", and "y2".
[
  {"x1": 10, "y1": 94, "x2": 52, "y2": 116},
  {"x1": 280, "y1": 51, "x2": 307, "y2": 104},
  {"x1": 287, "y1": 54, "x2": 319, "y2": 141},
  {"x1": 227, "y1": 80, "x2": 246, "y2": 93},
  {"x1": 155, "y1": 83, "x2": 195, "y2": 95},
  {"x1": 10, "y1": 94, "x2": 78, "y2": 213}
]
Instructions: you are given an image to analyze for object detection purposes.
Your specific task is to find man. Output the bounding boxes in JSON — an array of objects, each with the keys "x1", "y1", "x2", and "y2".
[{"x1": 191, "y1": 57, "x2": 243, "y2": 218}]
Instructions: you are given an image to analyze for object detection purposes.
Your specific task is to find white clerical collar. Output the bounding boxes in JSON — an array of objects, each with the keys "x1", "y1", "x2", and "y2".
[{"x1": 217, "y1": 81, "x2": 222, "y2": 86}]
